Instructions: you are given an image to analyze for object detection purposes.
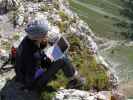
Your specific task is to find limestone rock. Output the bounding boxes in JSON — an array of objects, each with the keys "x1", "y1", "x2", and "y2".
[
  {"x1": 0, "y1": 0, "x2": 20, "y2": 11},
  {"x1": 0, "y1": 48, "x2": 9, "y2": 65},
  {"x1": 53, "y1": 89, "x2": 112, "y2": 100},
  {"x1": 26, "y1": 3, "x2": 41, "y2": 13},
  {"x1": 85, "y1": 36, "x2": 98, "y2": 54},
  {"x1": 48, "y1": 25, "x2": 60, "y2": 44},
  {"x1": 0, "y1": 79, "x2": 6, "y2": 90},
  {"x1": 15, "y1": 14, "x2": 24, "y2": 26},
  {"x1": 14, "y1": 5, "x2": 25, "y2": 26},
  {"x1": 51, "y1": 13, "x2": 62, "y2": 22},
  {"x1": 26, "y1": 0, "x2": 53, "y2": 3}
]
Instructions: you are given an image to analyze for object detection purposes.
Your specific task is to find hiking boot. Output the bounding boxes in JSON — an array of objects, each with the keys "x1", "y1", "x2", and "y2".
[{"x1": 66, "y1": 77, "x2": 86, "y2": 89}]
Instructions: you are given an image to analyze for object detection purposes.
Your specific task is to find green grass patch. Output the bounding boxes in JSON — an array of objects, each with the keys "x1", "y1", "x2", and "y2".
[
  {"x1": 67, "y1": 34, "x2": 110, "y2": 90},
  {"x1": 68, "y1": 0, "x2": 126, "y2": 39},
  {"x1": 1, "y1": 40, "x2": 11, "y2": 51},
  {"x1": 101, "y1": 45, "x2": 133, "y2": 80},
  {"x1": 78, "y1": 0, "x2": 122, "y2": 16}
]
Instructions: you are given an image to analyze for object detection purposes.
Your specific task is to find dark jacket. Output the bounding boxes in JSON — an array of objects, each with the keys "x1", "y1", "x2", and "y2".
[{"x1": 15, "y1": 36, "x2": 49, "y2": 87}]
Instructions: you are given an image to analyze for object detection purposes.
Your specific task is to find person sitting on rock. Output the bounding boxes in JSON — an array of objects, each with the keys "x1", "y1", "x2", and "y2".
[{"x1": 15, "y1": 18, "x2": 85, "y2": 91}]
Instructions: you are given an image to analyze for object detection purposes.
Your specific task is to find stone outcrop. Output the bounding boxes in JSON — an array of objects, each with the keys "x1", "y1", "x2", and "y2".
[
  {"x1": 0, "y1": 0, "x2": 20, "y2": 11},
  {"x1": 14, "y1": 5, "x2": 25, "y2": 26},
  {"x1": 53, "y1": 89, "x2": 126, "y2": 100},
  {"x1": 0, "y1": 0, "x2": 118, "y2": 88},
  {"x1": 0, "y1": 0, "x2": 126, "y2": 99}
]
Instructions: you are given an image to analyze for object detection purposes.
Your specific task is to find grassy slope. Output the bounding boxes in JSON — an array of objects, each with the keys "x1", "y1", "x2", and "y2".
[
  {"x1": 68, "y1": 0, "x2": 133, "y2": 98},
  {"x1": 100, "y1": 45, "x2": 133, "y2": 98},
  {"x1": 101, "y1": 45, "x2": 133, "y2": 80},
  {"x1": 69, "y1": 0, "x2": 126, "y2": 39},
  {"x1": 68, "y1": 0, "x2": 133, "y2": 81}
]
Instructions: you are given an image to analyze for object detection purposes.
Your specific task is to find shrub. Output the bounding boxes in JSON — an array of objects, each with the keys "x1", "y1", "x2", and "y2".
[
  {"x1": 40, "y1": 90, "x2": 55, "y2": 100},
  {"x1": 41, "y1": 34, "x2": 110, "y2": 99},
  {"x1": 13, "y1": 32, "x2": 20, "y2": 40},
  {"x1": 66, "y1": 34, "x2": 110, "y2": 91},
  {"x1": 40, "y1": 5, "x2": 49, "y2": 12},
  {"x1": 1, "y1": 40, "x2": 11, "y2": 51},
  {"x1": 59, "y1": 11, "x2": 69, "y2": 21},
  {"x1": 53, "y1": 0, "x2": 60, "y2": 10},
  {"x1": 57, "y1": 21, "x2": 69, "y2": 33}
]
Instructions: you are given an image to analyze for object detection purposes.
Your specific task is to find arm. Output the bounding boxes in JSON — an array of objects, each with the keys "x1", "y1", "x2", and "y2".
[{"x1": 22, "y1": 47, "x2": 37, "y2": 86}]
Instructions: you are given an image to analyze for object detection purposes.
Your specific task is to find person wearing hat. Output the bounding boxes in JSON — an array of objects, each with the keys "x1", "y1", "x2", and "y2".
[{"x1": 15, "y1": 18, "x2": 85, "y2": 91}]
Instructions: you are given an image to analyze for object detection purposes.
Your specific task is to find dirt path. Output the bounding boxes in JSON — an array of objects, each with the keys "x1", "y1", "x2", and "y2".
[{"x1": 101, "y1": 0, "x2": 123, "y2": 9}]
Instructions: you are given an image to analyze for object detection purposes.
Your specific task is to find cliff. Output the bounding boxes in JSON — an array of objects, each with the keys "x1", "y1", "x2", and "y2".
[{"x1": 0, "y1": 0, "x2": 126, "y2": 100}]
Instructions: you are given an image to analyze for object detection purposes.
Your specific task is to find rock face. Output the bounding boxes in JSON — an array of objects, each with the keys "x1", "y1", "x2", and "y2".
[
  {"x1": 53, "y1": 89, "x2": 109, "y2": 100},
  {"x1": 14, "y1": 5, "x2": 25, "y2": 26},
  {"x1": 0, "y1": 77, "x2": 40, "y2": 100},
  {"x1": 0, "y1": 0, "x2": 20, "y2": 11},
  {"x1": 26, "y1": 0, "x2": 53, "y2": 2},
  {"x1": 0, "y1": 0, "x2": 125, "y2": 100},
  {"x1": 0, "y1": 48, "x2": 8, "y2": 63},
  {"x1": 53, "y1": 89, "x2": 126, "y2": 100}
]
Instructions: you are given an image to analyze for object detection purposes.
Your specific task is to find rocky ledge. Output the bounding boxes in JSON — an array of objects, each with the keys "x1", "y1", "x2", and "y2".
[
  {"x1": 0, "y1": 0, "x2": 126, "y2": 100},
  {"x1": 53, "y1": 89, "x2": 126, "y2": 100}
]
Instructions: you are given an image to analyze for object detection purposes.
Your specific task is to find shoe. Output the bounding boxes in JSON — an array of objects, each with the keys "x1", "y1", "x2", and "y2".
[{"x1": 66, "y1": 77, "x2": 86, "y2": 89}]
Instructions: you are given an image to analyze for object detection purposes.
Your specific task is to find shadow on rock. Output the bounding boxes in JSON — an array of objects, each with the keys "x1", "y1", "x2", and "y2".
[
  {"x1": 0, "y1": 77, "x2": 40, "y2": 100},
  {"x1": 0, "y1": 8, "x2": 8, "y2": 15}
]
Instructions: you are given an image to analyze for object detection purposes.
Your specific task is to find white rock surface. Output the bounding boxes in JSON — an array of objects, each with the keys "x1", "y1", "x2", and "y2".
[
  {"x1": 48, "y1": 25, "x2": 60, "y2": 44},
  {"x1": 0, "y1": 48, "x2": 9, "y2": 61},
  {"x1": 0, "y1": 0, "x2": 20, "y2": 10},
  {"x1": 51, "y1": 13, "x2": 62, "y2": 22},
  {"x1": 53, "y1": 89, "x2": 112, "y2": 100},
  {"x1": 14, "y1": 5, "x2": 25, "y2": 26}
]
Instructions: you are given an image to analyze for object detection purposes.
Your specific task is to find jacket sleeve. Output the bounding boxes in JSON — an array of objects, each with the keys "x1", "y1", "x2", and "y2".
[
  {"x1": 22, "y1": 47, "x2": 37, "y2": 86},
  {"x1": 40, "y1": 50, "x2": 52, "y2": 69}
]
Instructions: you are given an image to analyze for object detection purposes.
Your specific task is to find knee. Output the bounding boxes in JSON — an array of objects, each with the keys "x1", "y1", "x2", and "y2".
[{"x1": 60, "y1": 56, "x2": 70, "y2": 64}]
